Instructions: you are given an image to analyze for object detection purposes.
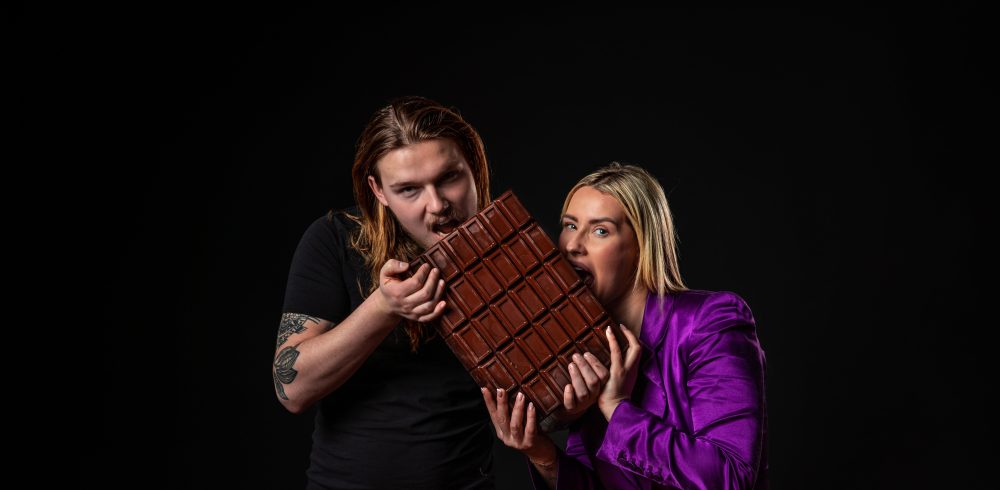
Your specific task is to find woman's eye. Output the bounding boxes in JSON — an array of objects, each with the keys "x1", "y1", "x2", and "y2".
[
  {"x1": 400, "y1": 187, "x2": 416, "y2": 196},
  {"x1": 594, "y1": 227, "x2": 608, "y2": 237},
  {"x1": 563, "y1": 222, "x2": 577, "y2": 230}
]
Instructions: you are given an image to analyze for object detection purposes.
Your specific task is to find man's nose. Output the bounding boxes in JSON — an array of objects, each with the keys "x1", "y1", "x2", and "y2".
[{"x1": 425, "y1": 187, "x2": 449, "y2": 215}]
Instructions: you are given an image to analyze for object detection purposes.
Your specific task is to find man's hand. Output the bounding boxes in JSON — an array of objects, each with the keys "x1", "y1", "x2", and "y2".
[{"x1": 375, "y1": 260, "x2": 446, "y2": 322}]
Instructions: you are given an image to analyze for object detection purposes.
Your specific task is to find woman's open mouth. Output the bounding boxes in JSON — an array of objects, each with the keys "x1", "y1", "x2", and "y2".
[{"x1": 571, "y1": 265, "x2": 594, "y2": 287}]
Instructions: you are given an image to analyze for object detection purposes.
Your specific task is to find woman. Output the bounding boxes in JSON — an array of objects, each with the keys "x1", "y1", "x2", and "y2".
[
  {"x1": 276, "y1": 96, "x2": 497, "y2": 488},
  {"x1": 482, "y1": 162, "x2": 768, "y2": 489}
]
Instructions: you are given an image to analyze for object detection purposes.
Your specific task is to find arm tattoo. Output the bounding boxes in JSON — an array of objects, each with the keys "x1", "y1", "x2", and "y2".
[
  {"x1": 277, "y1": 313, "x2": 318, "y2": 348},
  {"x1": 273, "y1": 344, "x2": 301, "y2": 401}
]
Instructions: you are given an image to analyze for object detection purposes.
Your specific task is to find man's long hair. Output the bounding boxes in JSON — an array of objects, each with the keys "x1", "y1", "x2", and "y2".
[{"x1": 346, "y1": 96, "x2": 492, "y2": 352}]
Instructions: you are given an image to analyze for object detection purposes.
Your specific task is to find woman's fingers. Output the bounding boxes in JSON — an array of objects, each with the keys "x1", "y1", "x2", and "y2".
[
  {"x1": 562, "y1": 384, "x2": 575, "y2": 411},
  {"x1": 495, "y1": 388, "x2": 509, "y2": 429},
  {"x1": 619, "y1": 324, "x2": 642, "y2": 370},
  {"x1": 509, "y1": 392, "x2": 525, "y2": 439},
  {"x1": 481, "y1": 387, "x2": 497, "y2": 413},
  {"x1": 575, "y1": 353, "x2": 601, "y2": 391},
  {"x1": 606, "y1": 325, "x2": 623, "y2": 374},
  {"x1": 481, "y1": 387, "x2": 505, "y2": 437},
  {"x1": 582, "y1": 350, "x2": 610, "y2": 382},
  {"x1": 525, "y1": 402, "x2": 538, "y2": 439},
  {"x1": 568, "y1": 362, "x2": 590, "y2": 399}
]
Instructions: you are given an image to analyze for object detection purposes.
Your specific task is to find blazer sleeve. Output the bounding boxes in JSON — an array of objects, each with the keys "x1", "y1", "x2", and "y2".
[
  {"x1": 593, "y1": 291, "x2": 767, "y2": 489},
  {"x1": 527, "y1": 426, "x2": 606, "y2": 490}
]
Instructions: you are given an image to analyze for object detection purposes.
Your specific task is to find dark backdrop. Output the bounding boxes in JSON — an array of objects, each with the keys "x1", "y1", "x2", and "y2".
[{"x1": 83, "y1": 6, "x2": 991, "y2": 489}]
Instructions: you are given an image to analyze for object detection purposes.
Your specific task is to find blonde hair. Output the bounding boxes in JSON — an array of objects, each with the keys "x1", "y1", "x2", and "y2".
[
  {"x1": 344, "y1": 96, "x2": 492, "y2": 352},
  {"x1": 561, "y1": 162, "x2": 687, "y2": 297}
]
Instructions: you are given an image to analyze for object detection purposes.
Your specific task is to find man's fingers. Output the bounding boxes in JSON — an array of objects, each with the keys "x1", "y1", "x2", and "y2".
[
  {"x1": 410, "y1": 300, "x2": 436, "y2": 317},
  {"x1": 399, "y1": 263, "x2": 429, "y2": 289},
  {"x1": 406, "y1": 264, "x2": 441, "y2": 303},
  {"x1": 415, "y1": 300, "x2": 447, "y2": 323},
  {"x1": 433, "y1": 277, "x2": 446, "y2": 301}
]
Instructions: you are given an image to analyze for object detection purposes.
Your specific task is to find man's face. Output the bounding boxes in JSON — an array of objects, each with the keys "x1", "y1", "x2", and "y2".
[{"x1": 368, "y1": 138, "x2": 479, "y2": 250}]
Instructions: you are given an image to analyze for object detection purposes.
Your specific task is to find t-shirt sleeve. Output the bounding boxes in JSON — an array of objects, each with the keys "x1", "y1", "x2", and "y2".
[{"x1": 281, "y1": 215, "x2": 351, "y2": 323}]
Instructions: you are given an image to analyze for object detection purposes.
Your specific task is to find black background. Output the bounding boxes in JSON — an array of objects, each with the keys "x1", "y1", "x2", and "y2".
[{"x1": 59, "y1": 5, "x2": 992, "y2": 489}]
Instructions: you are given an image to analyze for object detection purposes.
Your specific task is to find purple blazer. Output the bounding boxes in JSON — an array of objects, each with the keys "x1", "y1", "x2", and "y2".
[{"x1": 528, "y1": 290, "x2": 768, "y2": 490}]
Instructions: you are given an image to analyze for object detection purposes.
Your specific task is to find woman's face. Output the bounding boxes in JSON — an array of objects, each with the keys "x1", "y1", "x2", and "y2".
[
  {"x1": 368, "y1": 138, "x2": 479, "y2": 250},
  {"x1": 559, "y1": 186, "x2": 640, "y2": 308}
]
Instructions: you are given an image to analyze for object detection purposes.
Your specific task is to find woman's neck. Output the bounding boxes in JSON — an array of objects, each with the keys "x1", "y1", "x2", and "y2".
[{"x1": 609, "y1": 284, "x2": 649, "y2": 338}]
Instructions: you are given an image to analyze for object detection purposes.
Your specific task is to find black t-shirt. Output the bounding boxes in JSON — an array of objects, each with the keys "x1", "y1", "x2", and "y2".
[{"x1": 282, "y1": 208, "x2": 495, "y2": 490}]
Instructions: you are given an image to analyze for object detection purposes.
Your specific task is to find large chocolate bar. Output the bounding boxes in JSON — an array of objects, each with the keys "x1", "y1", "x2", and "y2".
[{"x1": 408, "y1": 190, "x2": 627, "y2": 430}]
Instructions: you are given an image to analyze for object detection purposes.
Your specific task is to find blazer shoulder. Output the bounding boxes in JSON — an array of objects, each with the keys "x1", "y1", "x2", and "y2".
[{"x1": 671, "y1": 290, "x2": 755, "y2": 337}]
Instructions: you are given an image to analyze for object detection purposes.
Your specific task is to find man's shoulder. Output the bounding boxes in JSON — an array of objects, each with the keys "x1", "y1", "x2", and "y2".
[{"x1": 306, "y1": 205, "x2": 361, "y2": 235}]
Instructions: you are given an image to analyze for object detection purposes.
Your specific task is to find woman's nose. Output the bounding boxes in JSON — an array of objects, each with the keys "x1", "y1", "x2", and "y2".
[{"x1": 564, "y1": 233, "x2": 585, "y2": 255}]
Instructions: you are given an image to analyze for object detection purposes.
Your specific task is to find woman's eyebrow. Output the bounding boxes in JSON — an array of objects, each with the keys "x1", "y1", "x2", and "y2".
[{"x1": 562, "y1": 214, "x2": 619, "y2": 226}]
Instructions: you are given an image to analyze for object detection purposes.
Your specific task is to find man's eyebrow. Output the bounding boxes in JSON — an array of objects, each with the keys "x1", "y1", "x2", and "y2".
[
  {"x1": 388, "y1": 160, "x2": 462, "y2": 190},
  {"x1": 561, "y1": 214, "x2": 620, "y2": 226}
]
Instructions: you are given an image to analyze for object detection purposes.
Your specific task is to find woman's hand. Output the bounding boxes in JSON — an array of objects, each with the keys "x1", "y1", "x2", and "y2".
[
  {"x1": 482, "y1": 387, "x2": 558, "y2": 466},
  {"x1": 558, "y1": 351, "x2": 610, "y2": 419},
  {"x1": 598, "y1": 324, "x2": 643, "y2": 421},
  {"x1": 375, "y1": 260, "x2": 447, "y2": 322}
]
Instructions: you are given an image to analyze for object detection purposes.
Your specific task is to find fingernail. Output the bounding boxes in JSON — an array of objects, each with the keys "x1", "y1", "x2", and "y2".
[
  {"x1": 607, "y1": 326, "x2": 612, "y2": 335},
  {"x1": 497, "y1": 388, "x2": 502, "y2": 397},
  {"x1": 529, "y1": 402, "x2": 534, "y2": 410},
  {"x1": 517, "y1": 392, "x2": 523, "y2": 400}
]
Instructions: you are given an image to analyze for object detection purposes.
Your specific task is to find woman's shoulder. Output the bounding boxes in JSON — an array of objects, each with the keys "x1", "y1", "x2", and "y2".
[{"x1": 666, "y1": 289, "x2": 756, "y2": 335}]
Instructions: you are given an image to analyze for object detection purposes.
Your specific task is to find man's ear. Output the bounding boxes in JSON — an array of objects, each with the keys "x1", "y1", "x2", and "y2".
[{"x1": 368, "y1": 175, "x2": 389, "y2": 206}]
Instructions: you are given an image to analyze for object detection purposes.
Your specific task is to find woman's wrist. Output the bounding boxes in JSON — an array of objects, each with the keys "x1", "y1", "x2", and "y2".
[
  {"x1": 526, "y1": 438, "x2": 558, "y2": 468},
  {"x1": 599, "y1": 399, "x2": 623, "y2": 422}
]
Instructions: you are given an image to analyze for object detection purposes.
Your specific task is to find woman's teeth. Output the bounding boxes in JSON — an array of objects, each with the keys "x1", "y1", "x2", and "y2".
[{"x1": 573, "y1": 267, "x2": 594, "y2": 286}]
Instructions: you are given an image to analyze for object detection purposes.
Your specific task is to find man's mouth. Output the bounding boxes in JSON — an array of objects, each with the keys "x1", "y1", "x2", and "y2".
[{"x1": 432, "y1": 218, "x2": 461, "y2": 237}]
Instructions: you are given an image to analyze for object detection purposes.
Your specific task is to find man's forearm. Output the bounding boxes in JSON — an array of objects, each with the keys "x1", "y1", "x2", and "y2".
[{"x1": 274, "y1": 293, "x2": 398, "y2": 412}]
